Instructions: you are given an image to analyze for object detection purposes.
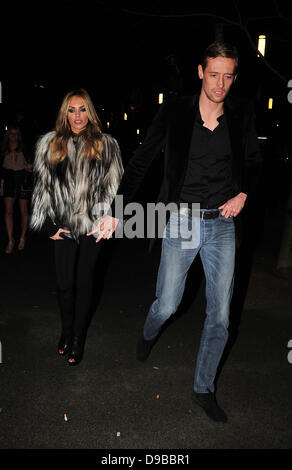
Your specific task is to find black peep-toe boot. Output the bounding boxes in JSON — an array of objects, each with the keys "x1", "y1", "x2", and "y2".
[
  {"x1": 58, "y1": 331, "x2": 72, "y2": 356},
  {"x1": 67, "y1": 335, "x2": 85, "y2": 366}
]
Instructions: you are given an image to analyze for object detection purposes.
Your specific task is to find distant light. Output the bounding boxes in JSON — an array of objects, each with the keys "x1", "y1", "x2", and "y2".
[
  {"x1": 158, "y1": 93, "x2": 164, "y2": 104},
  {"x1": 39, "y1": 85, "x2": 45, "y2": 88},
  {"x1": 258, "y1": 136, "x2": 267, "y2": 140},
  {"x1": 124, "y1": 113, "x2": 128, "y2": 121},
  {"x1": 258, "y1": 35, "x2": 266, "y2": 57},
  {"x1": 268, "y1": 98, "x2": 273, "y2": 109},
  {"x1": 106, "y1": 122, "x2": 110, "y2": 128},
  {"x1": 137, "y1": 129, "x2": 140, "y2": 135},
  {"x1": 5, "y1": 125, "x2": 8, "y2": 131}
]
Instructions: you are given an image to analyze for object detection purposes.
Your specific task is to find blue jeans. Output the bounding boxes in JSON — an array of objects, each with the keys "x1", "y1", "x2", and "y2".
[{"x1": 143, "y1": 209, "x2": 235, "y2": 393}]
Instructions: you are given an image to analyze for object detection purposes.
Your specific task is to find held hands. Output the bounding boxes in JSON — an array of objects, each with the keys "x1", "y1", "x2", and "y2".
[
  {"x1": 49, "y1": 194, "x2": 246, "y2": 242},
  {"x1": 87, "y1": 215, "x2": 119, "y2": 243},
  {"x1": 50, "y1": 228, "x2": 71, "y2": 240},
  {"x1": 218, "y1": 192, "x2": 247, "y2": 218},
  {"x1": 49, "y1": 216, "x2": 119, "y2": 242}
]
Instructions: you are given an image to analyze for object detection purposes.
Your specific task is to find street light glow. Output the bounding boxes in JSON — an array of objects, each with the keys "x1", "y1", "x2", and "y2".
[
  {"x1": 268, "y1": 98, "x2": 273, "y2": 109},
  {"x1": 258, "y1": 35, "x2": 266, "y2": 57},
  {"x1": 158, "y1": 93, "x2": 163, "y2": 104}
]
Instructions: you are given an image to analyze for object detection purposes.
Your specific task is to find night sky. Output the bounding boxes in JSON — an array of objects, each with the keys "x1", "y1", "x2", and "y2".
[{"x1": 1, "y1": 1, "x2": 292, "y2": 151}]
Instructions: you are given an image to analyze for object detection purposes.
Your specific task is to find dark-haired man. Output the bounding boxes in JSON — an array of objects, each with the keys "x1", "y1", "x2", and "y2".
[{"x1": 99, "y1": 42, "x2": 260, "y2": 422}]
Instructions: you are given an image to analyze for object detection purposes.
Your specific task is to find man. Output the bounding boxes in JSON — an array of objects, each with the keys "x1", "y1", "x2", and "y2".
[{"x1": 97, "y1": 42, "x2": 260, "y2": 422}]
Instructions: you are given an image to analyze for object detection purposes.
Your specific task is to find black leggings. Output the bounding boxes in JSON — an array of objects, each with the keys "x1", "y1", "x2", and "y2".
[{"x1": 54, "y1": 234, "x2": 103, "y2": 336}]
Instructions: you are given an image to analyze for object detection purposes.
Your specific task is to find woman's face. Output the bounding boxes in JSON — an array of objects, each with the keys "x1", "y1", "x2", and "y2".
[
  {"x1": 67, "y1": 96, "x2": 89, "y2": 134},
  {"x1": 8, "y1": 128, "x2": 20, "y2": 145}
]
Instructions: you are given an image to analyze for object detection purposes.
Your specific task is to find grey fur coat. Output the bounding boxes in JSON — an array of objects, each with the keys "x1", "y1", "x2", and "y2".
[{"x1": 30, "y1": 131, "x2": 124, "y2": 238}]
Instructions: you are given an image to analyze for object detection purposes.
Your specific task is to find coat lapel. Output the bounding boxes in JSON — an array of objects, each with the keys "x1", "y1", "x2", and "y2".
[
  {"x1": 166, "y1": 95, "x2": 197, "y2": 196},
  {"x1": 224, "y1": 97, "x2": 245, "y2": 189},
  {"x1": 172, "y1": 94, "x2": 197, "y2": 157}
]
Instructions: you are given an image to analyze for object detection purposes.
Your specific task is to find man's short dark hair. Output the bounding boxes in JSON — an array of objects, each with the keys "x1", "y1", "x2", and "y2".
[{"x1": 201, "y1": 41, "x2": 239, "y2": 74}]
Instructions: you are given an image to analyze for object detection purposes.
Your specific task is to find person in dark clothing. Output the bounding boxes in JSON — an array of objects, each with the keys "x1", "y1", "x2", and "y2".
[
  {"x1": 0, "y1": 126, "x2": 32, "y2": 253},
  {"x1": 30, "y1": 89, "x2": 123, "y2": 366},
  {"x1": 97, "y1": 42, "x2": 261, "y2": 422}
]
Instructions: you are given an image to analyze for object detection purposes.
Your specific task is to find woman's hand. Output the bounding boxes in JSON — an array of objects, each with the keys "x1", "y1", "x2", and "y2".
[
  {"x1": 25, "y1": 162, "x2": 33, "y2": 172},
  {"x1": 87, "y1": 215, "x2": 119, "y2": 242},
  {"x1": 50, "y1": 228, "x2": 71, "y2": 240}
]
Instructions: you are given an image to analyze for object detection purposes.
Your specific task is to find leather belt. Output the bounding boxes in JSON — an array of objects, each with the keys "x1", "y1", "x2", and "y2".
[
  {"x1": 176, "y1": 207, "x2": 220, "y2": 219},
  {"x1": 200, "y1": 210, "x2": 220, "y2": 219}
]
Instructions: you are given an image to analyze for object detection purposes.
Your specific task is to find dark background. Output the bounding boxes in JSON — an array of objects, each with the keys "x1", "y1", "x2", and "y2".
[
  {"x1": 0, "y1": 0, "x2": 291, "y2": 208},
  {"x1": 0, "y1": 3, "x2": 291, "y2": 133},
  {"x1": 0, "y1": 2, "x2": 292, "y2": 451}
]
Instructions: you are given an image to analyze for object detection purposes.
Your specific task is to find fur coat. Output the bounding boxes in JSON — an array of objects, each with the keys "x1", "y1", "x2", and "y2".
[{"x1": 30, "y1": 131, "x2": 123, "y2": 238}]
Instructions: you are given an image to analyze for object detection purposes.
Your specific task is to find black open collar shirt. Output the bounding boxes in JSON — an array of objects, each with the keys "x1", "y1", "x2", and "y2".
[{"x1": 179, "y1": 108, "x2": 234, "y2": 209}]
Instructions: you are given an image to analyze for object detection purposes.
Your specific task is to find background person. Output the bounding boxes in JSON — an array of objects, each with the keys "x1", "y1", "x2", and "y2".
[{"x1": 0, "y1": 126, "x2": 32, "y2": 253}]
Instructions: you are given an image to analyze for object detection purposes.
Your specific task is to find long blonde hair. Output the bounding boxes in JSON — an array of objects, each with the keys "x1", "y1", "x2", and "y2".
[
  {"x1": 1, "y1": 126, "x2": 24, "y2": 155},
  {"x1": 49, "y1": 89, "x2": 103, "y2": 164}
]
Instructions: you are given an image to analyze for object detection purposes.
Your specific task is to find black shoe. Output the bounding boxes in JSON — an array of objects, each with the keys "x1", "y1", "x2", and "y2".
[
  {"x1": 67, "y1": 336, "x2": 85, "y2": 366},
  {"x1": 58, "y1": 331, "x2": 72, "y2": 356},
  {"x1": 192, "y1": 391, "x2": 228, "y2": 423},
  {"x1": 136, "y1": 334, "x2": 156, "y2": 362}
]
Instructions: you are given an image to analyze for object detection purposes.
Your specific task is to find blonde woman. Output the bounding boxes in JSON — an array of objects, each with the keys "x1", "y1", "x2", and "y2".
[{"x1": 30, "y1": 89, "x2": 123, "y2": 366}]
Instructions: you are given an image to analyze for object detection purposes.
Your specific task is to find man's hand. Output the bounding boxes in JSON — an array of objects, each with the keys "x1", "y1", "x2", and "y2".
[
  {"x1": 218, "y1": 192, "x2": 247, "y2": 218},
  {"x1": 87, "y1": 215, "x2": 119, "y2": 243}
]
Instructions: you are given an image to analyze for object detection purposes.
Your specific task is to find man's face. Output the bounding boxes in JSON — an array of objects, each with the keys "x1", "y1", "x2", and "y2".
[{"x1": 198, "y1": 56, "x2": 237, "y2": 103}]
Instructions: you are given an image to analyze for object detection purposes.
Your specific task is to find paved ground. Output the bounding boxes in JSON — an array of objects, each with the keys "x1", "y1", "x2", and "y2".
[{"x1": 0, "y1": 207, "x2": 291, "y2": 452}]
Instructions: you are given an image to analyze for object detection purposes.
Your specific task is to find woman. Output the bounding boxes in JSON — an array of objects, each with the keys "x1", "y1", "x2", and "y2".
[
  {"x1": 0, "y1": 126, "x2": 32, "y2": 253},
  {"x1": 30, "y1": 89, "x2": 123, "y2": 366}
]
